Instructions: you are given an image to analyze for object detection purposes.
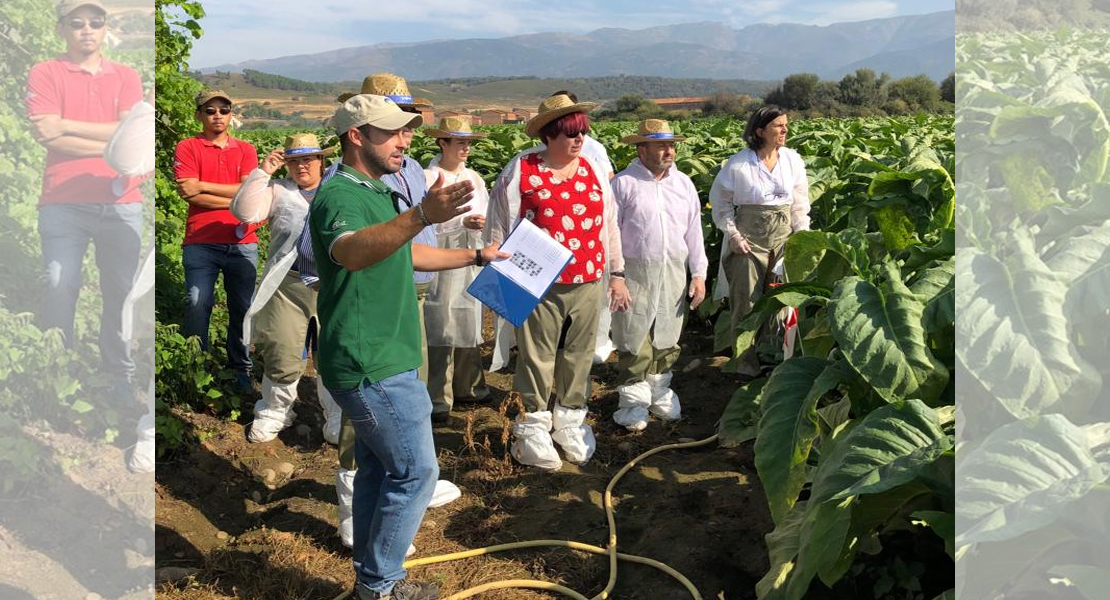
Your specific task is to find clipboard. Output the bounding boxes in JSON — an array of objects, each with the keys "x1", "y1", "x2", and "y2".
[{"x1": 466, "y1": 219, "x2": 572, "y2": 328}]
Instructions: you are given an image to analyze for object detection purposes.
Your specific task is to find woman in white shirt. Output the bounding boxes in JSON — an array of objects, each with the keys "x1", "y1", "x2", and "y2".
[
  {"x1": 422, "y1": 117, "x2": 491, "y2": 415},
  {"x1": 710, "y1": 105, "x2": 810, "y2": 377}
]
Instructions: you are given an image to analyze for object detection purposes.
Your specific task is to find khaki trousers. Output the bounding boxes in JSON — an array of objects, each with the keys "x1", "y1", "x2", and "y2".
[
  {"x1": 724, "y1": 204, "x2": 792, "y2": 375},
  {"x1": 339, "y1": 281, "x2": 432, "y2": 469},
  {"x1": 616, "y1": 328, "x2": 681, "y2": 387},
  {"x1": 515, "y1": 280, "x2": 602, "y2": 413},
  {"x1": 253, "y1": 272, "x2": 316, "y2": 384},
  {"x1": 428, "y1": 346, "x2": 488, "y2": 412}
]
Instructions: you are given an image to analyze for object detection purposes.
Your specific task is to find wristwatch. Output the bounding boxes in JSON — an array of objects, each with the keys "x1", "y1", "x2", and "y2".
[
  {"x1": 475, "y1": 249, "x2": 484, "y2": 267},
  {"x1": 610, "y1": 271, "x2": 625, "y2": 279}
]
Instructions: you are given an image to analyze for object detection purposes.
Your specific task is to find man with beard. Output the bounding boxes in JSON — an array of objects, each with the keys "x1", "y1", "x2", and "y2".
[
  {"x1": 309, "y1": 94, "x2": 506, "y2": 600},
  {"x1": 609, "y1": 119, "x2": 708, "y2": 431}
]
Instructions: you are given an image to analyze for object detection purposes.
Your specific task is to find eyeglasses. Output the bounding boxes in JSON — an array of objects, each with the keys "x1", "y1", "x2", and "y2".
[
  {"x1": 202, "y1": 106, "x2": 232, "y2": 116},
  {"x1": 66, "y1": 18, "x2": 106, "y2": 30},
  {"x1": 562, "y1": 129, "x2": 588, "y2": 138}
]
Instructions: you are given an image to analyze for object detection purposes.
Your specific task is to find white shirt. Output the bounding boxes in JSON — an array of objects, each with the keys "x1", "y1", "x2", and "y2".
[
  {"x1": 710, "y1": 146, "x2": 811, "y2": 236},
  {"x1": 611, "y1": 159, "x2": 708, "y2": 279}
]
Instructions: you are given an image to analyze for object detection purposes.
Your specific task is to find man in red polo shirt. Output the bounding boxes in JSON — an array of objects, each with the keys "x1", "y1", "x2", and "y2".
[
  {"x1": 26, "y1": 0, "x2": 144, "y2": 405},
  {"x1": 173, "y1": 89, "x2": 259, "y2": 391}
]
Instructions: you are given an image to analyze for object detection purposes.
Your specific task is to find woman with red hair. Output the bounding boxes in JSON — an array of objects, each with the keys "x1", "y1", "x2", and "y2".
[{"x1": 486, "y1": 93, "x2": 629, "y2": 470}]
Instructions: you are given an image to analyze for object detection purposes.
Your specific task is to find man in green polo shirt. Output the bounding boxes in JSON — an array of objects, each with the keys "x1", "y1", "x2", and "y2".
[{"x1": 310, "y1": 94, "x2": 506, "y2": 600}]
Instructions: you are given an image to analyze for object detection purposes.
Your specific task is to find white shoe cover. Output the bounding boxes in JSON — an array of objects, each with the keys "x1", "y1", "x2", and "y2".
[
  {"x1": 337, "y1": 467, "x2": 355, "y2": 548},
  {"x1": 430, "y1": 480, "x2": 461, "y2": 508},
  {"x1": 552, "y1": 405, "x2": 596, "y2": 465},
  {"x1": 128, "y1": 411, "x2": 156, "y2": 473},
  {"x1": 646, "y1": 372, "x2": 682, "y2": 421},
  {"x1": 318, "y1": 378, "x2": 342, "y2": 445},
  {"x1": 510, "y1": 411, "x2": 563, "y2": 471},
  {"x1": 613, "y1": 381, "x2": 652, "y2": 431},
  {"x1": 248, "y1": 376, "x2": 298, "y2": 443}
]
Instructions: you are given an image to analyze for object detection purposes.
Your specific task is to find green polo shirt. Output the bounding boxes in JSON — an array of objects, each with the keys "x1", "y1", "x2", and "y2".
[{"x1": 309, "y1": 163, "x2": 421, "y2": 390}]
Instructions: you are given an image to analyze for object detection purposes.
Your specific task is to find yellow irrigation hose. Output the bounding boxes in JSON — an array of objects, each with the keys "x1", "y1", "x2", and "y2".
[{"x1": 331, "y1": 433, "x2": 720, "y2": 600}]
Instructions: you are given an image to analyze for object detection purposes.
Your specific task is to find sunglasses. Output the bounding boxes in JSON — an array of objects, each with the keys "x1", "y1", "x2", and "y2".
[
  {"x1": 201, "y1": 106, "x2": 232, "y2": 116},
  {"x1": 66, "y1": 18, "x2": 106, "y2": 30},
  {"x1": 562, "y1": 129, "x2": 588, "y2": 138}
]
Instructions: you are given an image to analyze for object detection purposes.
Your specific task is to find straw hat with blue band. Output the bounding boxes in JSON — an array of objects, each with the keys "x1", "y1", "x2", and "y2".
[
  {"x1": 424, "y1": 116, "x2": 488, "y2": 139},
  {"x1": 283, "y1": 132, "x2": 336, "y2": 158},
  {"x1": 336, "y1": 72, "x2": 434, "y2": 109},
  {"x1": 620, "y1": 119, "x2": 687, "y2": 144}
]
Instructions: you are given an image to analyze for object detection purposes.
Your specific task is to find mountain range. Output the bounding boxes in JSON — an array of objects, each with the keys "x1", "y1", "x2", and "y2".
[{"x1": 201, "y1": 10, "x2": 954, "y2": 82}]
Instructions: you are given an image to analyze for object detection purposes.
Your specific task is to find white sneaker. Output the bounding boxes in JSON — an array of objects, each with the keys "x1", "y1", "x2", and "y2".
[
  {"x1": 613, "y1": 381, "x2": 652, "y2": 431},
  {"x1": 510, "y1": 411, "x2": 563, "y2": 470},
  {"x1": 552, "y1": 405, "x2": 596, "y2": 465}
]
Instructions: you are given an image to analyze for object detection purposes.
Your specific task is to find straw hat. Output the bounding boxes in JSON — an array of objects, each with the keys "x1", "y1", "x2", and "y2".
[
  {"x1": 524, "y1": 94, "x2": 597, "y2": 138},
  {"x1": 620, "y1": 119, "x2": 687, "y2": 144},
  {"x1": 424, "y1": 116, "x2": 487, "y2": 139},
  {"x1": 336, "y1": 72, "x2": 434, "y2": 108},
  {"x1": 283, "y1": 132, "x2": 336, "y2": 158}
]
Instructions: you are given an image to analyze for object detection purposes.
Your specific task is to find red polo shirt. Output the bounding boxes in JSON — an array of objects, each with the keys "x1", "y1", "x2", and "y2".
[
  {"x1": 26, "y1": 57, "x2": 143, "y2": 205},
  {"x1": 173, "y1": 135, "x2": 259, "y2": 245}
]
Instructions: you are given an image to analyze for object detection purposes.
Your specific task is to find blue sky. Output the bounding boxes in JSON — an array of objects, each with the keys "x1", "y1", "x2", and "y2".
[{"x1": 190, "y1": 0, "x2": 955, "y2": 69}]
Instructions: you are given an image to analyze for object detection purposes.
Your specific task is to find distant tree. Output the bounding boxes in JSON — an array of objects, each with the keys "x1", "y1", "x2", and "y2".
[
  {"x1": 888, "y1": 75, "x2": 941, "y2": 112},
  {"x1": 838, "y1": 68, "x2": 889, "y2": 107},
  {"x1": 780, "y1": 73, "x2": 820, "y2": 110},
  {"x1": 614, "y1": 94, "x2": 650, "y2": 113},
  {"x1": 940, "y1": 73, "x2": 955, "y2": 103},
  {"x1": 811, "y1": 81, "x2": 843, "y2": 112}
]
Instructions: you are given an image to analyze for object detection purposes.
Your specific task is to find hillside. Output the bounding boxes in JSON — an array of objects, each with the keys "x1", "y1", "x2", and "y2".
[{"x1": 198, "y1": 11, "x2": 955, "y2": 82}]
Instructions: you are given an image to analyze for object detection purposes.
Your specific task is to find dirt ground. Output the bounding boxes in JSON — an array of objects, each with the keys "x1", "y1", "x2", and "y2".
[{"x1": 154, "y1": 319, "x2": 775, "y2": 600}]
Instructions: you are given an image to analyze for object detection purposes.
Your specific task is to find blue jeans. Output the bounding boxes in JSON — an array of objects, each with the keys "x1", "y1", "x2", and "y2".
[
  {"x1": 181, "y1": 243, "x2": 257, "y2": 372},
  {"x1": 38, "y1": 203, "x2": 143, "y2": 378},
  {"x1": 327, "y1": 370, "x2": 438, "y2": 595}
]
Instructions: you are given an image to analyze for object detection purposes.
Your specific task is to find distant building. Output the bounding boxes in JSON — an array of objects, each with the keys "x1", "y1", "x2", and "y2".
[
  {"x1": 477, "y1": 109, "x2": 510, "y2": 125},
  {"x1": 418, "y1": 107, "x2": 436, "y2": 123},
  {"x1": 651, "y1": 97, "x2": 708, "y2": 111}
]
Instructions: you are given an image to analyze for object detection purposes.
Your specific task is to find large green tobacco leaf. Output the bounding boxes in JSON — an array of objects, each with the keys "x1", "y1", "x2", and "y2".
[
  {"x1": 774, "y1": 401, "x2": 949, "y2": 598},
  {"x1": 755, "y1": 358, "x2": 851, "y2": 523},
  {"x1": 718, "y1": 376, "x2": 768, "y2": 447},
  {"x1": 909, "y1": 256, "x2": 955, "y2": 336},
  {"x1": 1043, "y1": 217, "x2": 1110, "y2": 318},
  {"x1": 784, "y1": 228, "x2": 871, "y2": 284},
  {"x1": 786, "y1": 497, "x2": 855, "y2": 599},
  {"x1": 957, "y1": 414, "x2": 1109, "y2": 546},
  {"x1": 757, "y1": 501, "x2": 807, "y2": 600},
  {"x1": 956, "y1": 237, "x2": 1101, "y2": 420},
  {"x1": 811, "y1": 399, "x2": 950, "y2": 504},
  {"x1": 829, "y1": 262, "x2": 949, "y2": 403}
]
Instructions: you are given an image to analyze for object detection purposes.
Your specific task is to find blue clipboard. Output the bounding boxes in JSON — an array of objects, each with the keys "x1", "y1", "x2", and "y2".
[{"x1": 466, "y1": 221, "x2": 571, "y2": 328}]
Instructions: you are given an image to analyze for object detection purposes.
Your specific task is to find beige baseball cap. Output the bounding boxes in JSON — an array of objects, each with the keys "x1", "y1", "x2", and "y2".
[
  {"x1": 195, "y1": 89, "x2": 234, "y2": 108},
  {"x1": 333, "y1": 94, "x2": 423, "y2": 135},
  {"x1": 56, "y1": 0, "x2": 106, "y2": 18}
]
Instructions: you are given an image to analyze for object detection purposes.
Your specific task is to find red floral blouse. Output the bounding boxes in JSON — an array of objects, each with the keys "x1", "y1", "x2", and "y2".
[{"x1": 518, "y1": 153, "x2": 606, "y2": 284}]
